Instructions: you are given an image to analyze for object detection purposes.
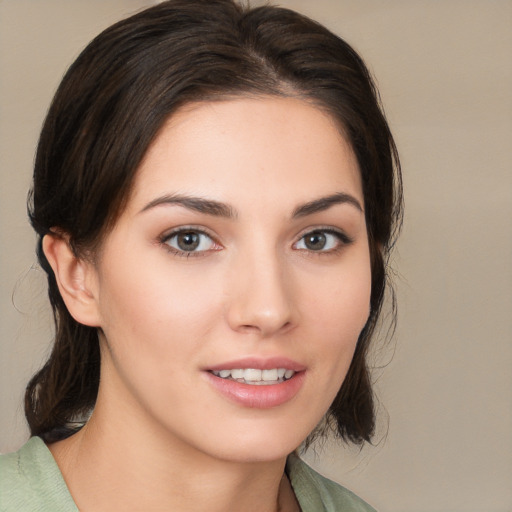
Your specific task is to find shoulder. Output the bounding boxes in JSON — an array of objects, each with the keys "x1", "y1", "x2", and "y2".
[
  {"x1": 286, "y1": 453, "x2": 377, "y2": 512},
  {"x1": 0, "y1": 437, "x2": 78, "y2": 512}
]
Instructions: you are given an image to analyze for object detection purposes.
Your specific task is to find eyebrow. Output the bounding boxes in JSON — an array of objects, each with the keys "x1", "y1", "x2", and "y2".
[
  {"x1": 139, "y1": 194, "x2": 236, "y2": 218},
  {"x1": 139, "y1": 191, "x2": 362, "y2": 219},
  {"x1": 291, "y1": 192, "x2": 363, "y2": 218}
]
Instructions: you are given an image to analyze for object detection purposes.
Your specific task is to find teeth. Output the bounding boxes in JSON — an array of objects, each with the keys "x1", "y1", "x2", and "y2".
[
  {"x1": 284, "y1": 369, "x2": 295, "y2": 379},
  {"x1": 244, "y1": 369, "x2": 262, "y2": 381},
  {"x1": 211, "y1": 368, "x2": 296, "y2": 384},
  {"x1": 231, "y1": 369, "x2": 244, "y2": 379},
  {"x1": 262, "y1": 369, "x2": 278, "y2": 381}
]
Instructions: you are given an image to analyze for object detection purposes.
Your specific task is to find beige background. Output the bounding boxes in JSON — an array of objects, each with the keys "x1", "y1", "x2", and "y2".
[{"x1": 1, "y1": 1, "x2": 511, "y2": 511}]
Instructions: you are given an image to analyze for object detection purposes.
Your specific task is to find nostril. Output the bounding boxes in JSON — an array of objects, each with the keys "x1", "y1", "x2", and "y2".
[
  {"x1": 240, "y1": 324, "x2": 258, "y2": 331},
  {"x1": 224, "y1": 267, "x2": 297, "y2": 336},
  {"x1": 240, "y1": 320, "x2": 294, "y2": 336}
]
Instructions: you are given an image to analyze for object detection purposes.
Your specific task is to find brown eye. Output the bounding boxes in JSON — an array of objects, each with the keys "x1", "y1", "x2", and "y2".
[
  {"x1": 304, "y1": 231, "x2": 327, "y2": 250},
  {"x1": 176, "y1": 232, "x2": 200, "y2": 251},
  {"x1": 164, "y1": 229, "x2": 217, "y2": 254},
  {"x1": 294, "y1": 229, "x2": 350, "y2": 252}
]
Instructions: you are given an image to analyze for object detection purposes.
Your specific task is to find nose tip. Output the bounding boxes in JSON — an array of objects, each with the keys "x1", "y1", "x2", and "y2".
[
  {"x1": 225, "y1": 258, "x2": 297, "y2": 338},
  {"x1": 234, "y1": 308, "x2": 294, "y2": 337}
]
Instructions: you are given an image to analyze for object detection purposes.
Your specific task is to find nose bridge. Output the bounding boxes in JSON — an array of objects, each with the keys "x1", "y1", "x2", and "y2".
[{"x1": 226, "y1": 237, "x2": 296, "y2": 337}]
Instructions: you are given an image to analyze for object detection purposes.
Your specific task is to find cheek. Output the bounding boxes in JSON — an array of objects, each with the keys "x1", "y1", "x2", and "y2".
[
  {"x1": 310, "y1": 255, "x2": 371, "y2": 330},
  {"x1": 305, "y1": 254, "x2": 371, "y2": 376},
  {"x1": 96, "y1": 253, "x2": 221, "y2": 361},
  {"x1": 95, "y1": 258, "x2": 225, "y2": 417}
]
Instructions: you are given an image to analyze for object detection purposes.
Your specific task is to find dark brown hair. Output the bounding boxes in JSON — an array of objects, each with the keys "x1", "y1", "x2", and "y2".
[{"x1": 26, "y1": 0, "x2": 402, "y2": 446}]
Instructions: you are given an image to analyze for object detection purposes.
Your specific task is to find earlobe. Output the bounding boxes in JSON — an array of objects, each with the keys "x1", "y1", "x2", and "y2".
[{"x1": 42, "y1": 233, "x2": 101, "y2": 327}]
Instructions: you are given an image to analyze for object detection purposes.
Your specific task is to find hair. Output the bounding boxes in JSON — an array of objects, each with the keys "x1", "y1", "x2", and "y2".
[{"x1": 26, "y1": 0, "x2": 402, "y2": 446}]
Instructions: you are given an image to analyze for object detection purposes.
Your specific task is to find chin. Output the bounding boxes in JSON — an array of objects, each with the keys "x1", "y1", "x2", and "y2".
[{"x1": 188, "y1": 419, "x2": 313, "y2": 464}]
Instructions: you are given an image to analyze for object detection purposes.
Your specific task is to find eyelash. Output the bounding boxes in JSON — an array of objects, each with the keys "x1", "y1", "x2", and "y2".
[
  {"x1": 159, "y1": 226, "x2": 353, "y2": 258},
  {"x1": 293, "y1": 228, "x2": 353, "y2": 255},
  {"x1": 159, "y1": 226, "x2": 221, "y2": 258}
]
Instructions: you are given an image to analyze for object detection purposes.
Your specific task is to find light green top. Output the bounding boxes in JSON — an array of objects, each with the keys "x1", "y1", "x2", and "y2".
[{"x1": 0, "y1": 437, "x2": 376, "y2": 511}]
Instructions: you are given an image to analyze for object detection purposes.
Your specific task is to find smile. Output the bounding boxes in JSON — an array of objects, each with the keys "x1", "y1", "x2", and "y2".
[{"x1": 210, "y1": 368, "x2": 295, "y2": 385}]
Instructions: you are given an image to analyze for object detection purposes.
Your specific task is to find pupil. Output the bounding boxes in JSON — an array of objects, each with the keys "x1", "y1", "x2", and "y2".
[
  {"x1": 305, "y1": 232, "x2": 326, "y2": 250},
  {"x1": 177, "y1": 232, "x2": 200, "y2": 251}
]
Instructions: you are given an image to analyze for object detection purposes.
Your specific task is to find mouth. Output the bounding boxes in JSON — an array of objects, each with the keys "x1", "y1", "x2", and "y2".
[
  {"x1": 209, "y1": 368, "x2": 296, "y2": 385},
  {"x1": 204, "y1": 358, "x2": 306, "y2": 408}
]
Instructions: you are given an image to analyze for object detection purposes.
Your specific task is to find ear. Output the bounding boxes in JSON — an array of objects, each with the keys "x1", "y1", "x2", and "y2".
[{"x1": 42, "y1": 233, "x2": 102, "y2": 327}]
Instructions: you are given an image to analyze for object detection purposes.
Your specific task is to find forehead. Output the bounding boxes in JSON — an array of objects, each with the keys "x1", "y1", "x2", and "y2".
[{"x1": 128, "y1": 96, "x2": 362, "y2": 213}]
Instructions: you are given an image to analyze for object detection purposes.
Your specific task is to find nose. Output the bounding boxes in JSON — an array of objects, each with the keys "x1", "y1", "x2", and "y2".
[{"x1": 225, "y1": 248, "x2": 298, "y2": 338}]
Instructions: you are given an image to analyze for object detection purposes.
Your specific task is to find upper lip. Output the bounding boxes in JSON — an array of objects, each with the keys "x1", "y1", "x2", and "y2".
[{"x1": 206, "y1": 357, "x2": 306, "y2": 372}]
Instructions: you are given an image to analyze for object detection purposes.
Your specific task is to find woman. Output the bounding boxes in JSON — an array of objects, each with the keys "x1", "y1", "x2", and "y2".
[{"x1": 0, "y1": 1, "x2": 402, "y2": 510}]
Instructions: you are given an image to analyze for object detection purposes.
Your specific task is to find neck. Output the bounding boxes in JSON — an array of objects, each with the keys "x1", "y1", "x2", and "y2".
[{"x1": 49, "y1": 389, "x2": 297, "y2": 512}]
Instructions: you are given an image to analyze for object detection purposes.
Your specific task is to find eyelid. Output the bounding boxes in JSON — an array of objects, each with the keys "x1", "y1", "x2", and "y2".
[
  {"x1": 159, "y1": 225, "x2": 222, "y2": 256},
  {"x1": 293, "y1": 226, "x2": 353, "y2": 252},
  {"x1": 160, "y1": 224, "x2": 217, "y2": 241}
]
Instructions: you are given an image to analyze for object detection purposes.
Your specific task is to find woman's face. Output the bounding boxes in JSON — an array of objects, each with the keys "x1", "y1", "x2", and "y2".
[{"x1": 88, "y1": 97, "x2": 371, "y2": 462}]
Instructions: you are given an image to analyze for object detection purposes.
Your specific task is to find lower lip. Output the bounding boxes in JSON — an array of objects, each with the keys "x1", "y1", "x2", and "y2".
[{"x1": 204, "y1": 371, "x2": 306, "y2": 409}]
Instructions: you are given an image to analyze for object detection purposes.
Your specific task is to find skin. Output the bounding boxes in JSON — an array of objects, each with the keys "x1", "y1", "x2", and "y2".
[{"x1": 44, "y1": 96, "x2": 371, "y2": 512}]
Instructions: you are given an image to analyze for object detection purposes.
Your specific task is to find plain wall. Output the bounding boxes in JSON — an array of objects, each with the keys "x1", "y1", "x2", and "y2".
[{"x1": 1, "y1": 1, "x2": 511, "y2": 511}]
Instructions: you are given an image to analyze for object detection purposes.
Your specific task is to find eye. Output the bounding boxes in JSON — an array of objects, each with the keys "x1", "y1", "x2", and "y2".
[
  {"x1": 162, "y1": 228, "x2": 219, "y2": 255},
  {"x1": 294, "y1": 229, "x2": 351, "y2": 252}
]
